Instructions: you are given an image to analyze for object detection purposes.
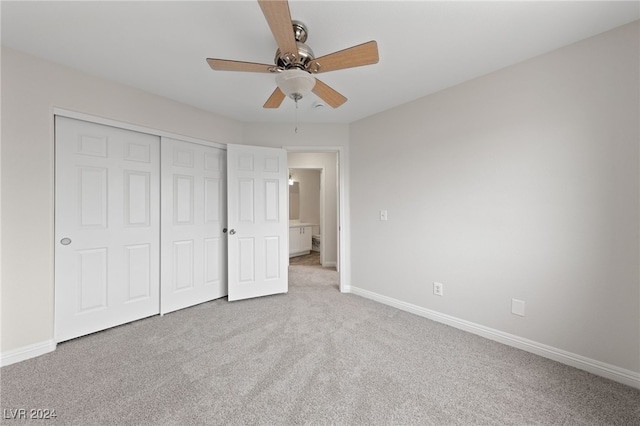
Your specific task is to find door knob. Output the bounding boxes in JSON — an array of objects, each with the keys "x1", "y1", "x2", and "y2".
[
  {"x1": 60, "y1": 238, "x2": 72, "y2": 246},
  {"x1": 229, "y1": 229, "x2": 236, "y2": 235}
]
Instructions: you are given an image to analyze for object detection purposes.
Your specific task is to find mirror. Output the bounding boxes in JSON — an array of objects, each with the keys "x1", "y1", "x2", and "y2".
[
  {"x1": 288, "y1": 168, "x2": 321, "y2": 224},
  {"x1": 289, "y1": 181, "x2": 300, "y2": 220}
]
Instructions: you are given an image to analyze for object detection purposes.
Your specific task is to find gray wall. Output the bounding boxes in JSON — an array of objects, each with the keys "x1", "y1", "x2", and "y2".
[
  {"x1": 349, "y1": 22, "x2": 639, "y2": 372},
  {"x1": 1, "y1": 47, "x2": 245, "y2": 353}
]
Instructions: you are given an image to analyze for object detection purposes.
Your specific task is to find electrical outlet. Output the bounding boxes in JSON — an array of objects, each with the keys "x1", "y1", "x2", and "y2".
[
  {"x1": 512, "y1": 299, "x2": 525, "y2": 316},
  {"x1": 379, "y1": 210, "x2": 388, "y2": 221},
  {"x1": 433, "y1": 282, "x2": 444, "y2": 296}
]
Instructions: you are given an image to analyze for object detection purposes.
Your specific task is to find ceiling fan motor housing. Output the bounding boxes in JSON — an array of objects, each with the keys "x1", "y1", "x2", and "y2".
[{"x1": 274, "y1": 20, "x2": 318, "y2": 71}]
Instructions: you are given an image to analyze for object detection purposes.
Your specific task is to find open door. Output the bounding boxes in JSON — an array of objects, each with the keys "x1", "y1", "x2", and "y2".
[{"x1": 227, "y1": 144, "x2": 288, "y2": 301}]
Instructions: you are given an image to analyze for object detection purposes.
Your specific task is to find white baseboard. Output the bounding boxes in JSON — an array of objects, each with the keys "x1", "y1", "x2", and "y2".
[
  {"x1": 1, "y1": 340, "x2": 56, "y2": 367},
  {"x1": 322, "y1": 261, "x2": 337, "y2": 268},
  {"x1": 348, "y1": 286, "x2": 640, "y2": 389}
]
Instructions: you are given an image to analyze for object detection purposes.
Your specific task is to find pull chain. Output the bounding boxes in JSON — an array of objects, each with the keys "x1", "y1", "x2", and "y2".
[{"x1": 294, "y1": 99, "x2": 299, "y2": 133}]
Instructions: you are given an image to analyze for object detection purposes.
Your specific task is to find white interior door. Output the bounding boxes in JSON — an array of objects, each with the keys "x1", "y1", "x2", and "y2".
[
  {"x1": 227, "y1": 144, "x2": 288, "y2": 301},
  {"x1": 55, "y1": 116, "x2": 160, "y2": 342},
  {"x1": 160, "y1": 138, "x2": 227, "y2": 314}
]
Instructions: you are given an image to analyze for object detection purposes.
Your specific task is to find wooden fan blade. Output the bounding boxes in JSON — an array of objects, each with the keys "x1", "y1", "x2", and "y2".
[
  {"x1": 311, "y1": 41, "x2": 379, "y2": 73},
  {"x1": 258, "y1": 0, "x2": 298, "y2": 58},
  {"x1": 207, "y1": 58, "x2": 275, "y2": 73},
  {"x1": 312, "y1": 78, "x2": 347, "y2": 108},
  {"x1": 263, "y1": 87, "x2": 286, "y2": 108}
]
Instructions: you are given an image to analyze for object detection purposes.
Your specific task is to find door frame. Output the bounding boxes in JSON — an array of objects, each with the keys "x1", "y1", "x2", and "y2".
[
  {"x1": 52, "y1": 108, "x2": 227, "y2": 151},
  {"x1": 283, "y1": 146, "x2": 349, "y2": 293}
]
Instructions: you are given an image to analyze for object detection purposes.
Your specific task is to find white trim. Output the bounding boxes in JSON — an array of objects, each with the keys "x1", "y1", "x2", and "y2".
[
  {"x1": 322, "y1": 261, "x2": 337, "y2": 268},
  {"x1": 348, "y1": 286, "x2": 640, "y2": 389},
  {"x1": 52, "y1": 107, "x2": 227, "y2": 149},
  {"x1": 319, "y1": 167, "x2": 326, "y2": 266},
  {"x1": 283, "y1": 146, "x2": 349, "y2": 292},
  {"x1": 0, "y1": 340, "x2": 56, "y2": 367}
]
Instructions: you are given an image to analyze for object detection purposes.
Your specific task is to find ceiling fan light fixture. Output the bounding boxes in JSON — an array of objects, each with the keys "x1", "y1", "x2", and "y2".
[{"x1": 275, "y1": 69, "x2": 316, "y2": 101}]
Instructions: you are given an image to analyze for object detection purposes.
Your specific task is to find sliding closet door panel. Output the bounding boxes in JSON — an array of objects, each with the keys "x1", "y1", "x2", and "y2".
[
  {"x1": 161, "y1": 138, "x2": 227, "y2": 314},
  {"x1": 55, "y1": 116, "x2": 160, "y2": 342}
]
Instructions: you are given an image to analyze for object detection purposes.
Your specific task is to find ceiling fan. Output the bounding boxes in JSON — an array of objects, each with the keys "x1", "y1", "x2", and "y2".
[{"x1": 206, "y1": 0, "x2": 379, "y2": 109}]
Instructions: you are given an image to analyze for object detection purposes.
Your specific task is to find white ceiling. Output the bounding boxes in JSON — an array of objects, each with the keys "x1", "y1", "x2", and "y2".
[{"x1": 2, "y1": 1, "x2": 638, "y2": 124}]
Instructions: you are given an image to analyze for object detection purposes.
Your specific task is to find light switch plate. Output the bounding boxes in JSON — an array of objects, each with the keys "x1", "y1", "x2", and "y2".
[{"x1": 379, "y1": 210, "x2": 388, "y2": 221}]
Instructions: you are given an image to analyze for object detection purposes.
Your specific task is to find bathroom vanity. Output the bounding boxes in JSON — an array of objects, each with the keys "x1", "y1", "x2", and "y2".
[{"x1": 289, "y1": 222, "x2": 314, "y2": 257}]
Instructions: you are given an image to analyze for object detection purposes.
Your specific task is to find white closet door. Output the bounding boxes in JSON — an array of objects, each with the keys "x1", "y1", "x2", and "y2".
[
  {"x1": 161, "y1": 138, "x2": 227, "y2": 314},
  {"x1": 54, "y1": 116, "x2": 160, "y2": 342},
  {"x1": 227, "y1": 144, "x2": 288, "y2": 301}
]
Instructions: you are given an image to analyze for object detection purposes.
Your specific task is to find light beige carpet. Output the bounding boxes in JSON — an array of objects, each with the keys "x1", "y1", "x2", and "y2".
[
  {"x1": 289, "y1": 252, "x2": 322, "y2": 267},
  {"x1": 1, "y1": 264, "x2": 638, "y2": 425}
]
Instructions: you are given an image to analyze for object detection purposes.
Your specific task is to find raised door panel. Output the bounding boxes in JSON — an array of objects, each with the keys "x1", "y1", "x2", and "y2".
[
  {"x1": 238, "y1": 178, "x2": 255, "y2": 223},
  {"x1": 78, "y1": 167, "x2": 108, "y2": 228},
  {"x1": 174, "y1": 175, "x2": 195, "y2": 225},
  {"x1": 124, "y1": 171, "x2": 150, "y2": 227},
  {"x1": 125, "y1": 244, "x2": 152, "y2": 301},
  {"x1": 77, "y1": 248, "x2": 108, "y2": 312}
]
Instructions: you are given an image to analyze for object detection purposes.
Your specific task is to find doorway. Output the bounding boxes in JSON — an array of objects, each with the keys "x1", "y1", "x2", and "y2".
[
  {"x1": 286, "y1": 148, "x2": 345, "y2": 291},
  {"x1": 288, "y1": 168, "x2": 323, "y2": 265}
]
